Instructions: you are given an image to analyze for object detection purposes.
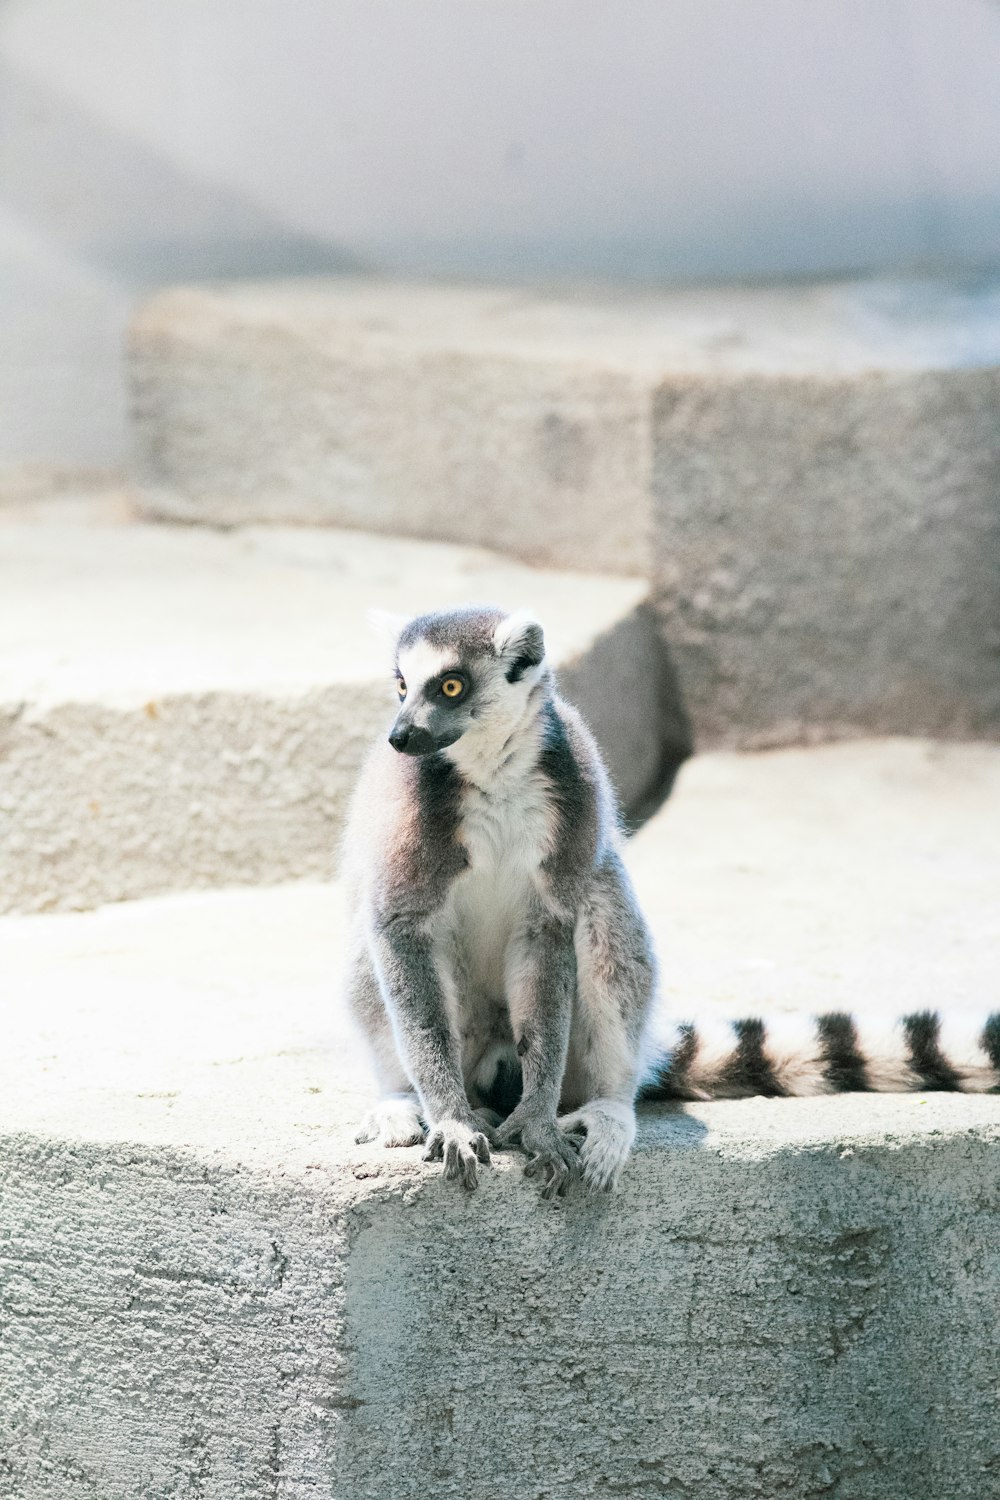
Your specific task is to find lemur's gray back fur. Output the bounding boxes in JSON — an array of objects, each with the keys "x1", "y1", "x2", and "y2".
[{"x1": 342, "y1": 604, "x2": 1000, "y2": 1196}]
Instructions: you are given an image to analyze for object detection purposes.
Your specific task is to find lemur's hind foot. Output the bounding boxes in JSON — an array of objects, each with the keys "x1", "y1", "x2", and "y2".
[
  {"x1": 354, "y1": 1092, "x2": 426, "y2": 1148},
  {"x1": 560, "y1": 1099, "x2": 637, "y2": 1192}
]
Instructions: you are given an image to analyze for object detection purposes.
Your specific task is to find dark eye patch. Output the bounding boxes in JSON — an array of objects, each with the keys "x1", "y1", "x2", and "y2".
[
  {"x1": 421, "y1": 668, "x2": 468, "y2": 703},
  {"x1": 438, "y1": 672, "x2": 467, "y2": 702}
]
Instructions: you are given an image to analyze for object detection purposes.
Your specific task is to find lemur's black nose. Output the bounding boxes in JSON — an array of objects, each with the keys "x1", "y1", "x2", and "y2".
[{"x1": 389, "y1": 723, "x2": 436, "y2": 756}]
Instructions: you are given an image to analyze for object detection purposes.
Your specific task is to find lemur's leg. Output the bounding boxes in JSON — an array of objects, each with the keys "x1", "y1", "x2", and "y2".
[
  {"x1": 560, "y1": 853, "x2": 657, "y2": 1190},
  {"x1": 346, "y1": 935, "x2": 426, "y2": 1148},
  {"x1": 495, "y1": 911, "x2": 581, "y2": 1199},
  {"x1": 371, "y1": 918, "x2": 491, "y2": 1189}
]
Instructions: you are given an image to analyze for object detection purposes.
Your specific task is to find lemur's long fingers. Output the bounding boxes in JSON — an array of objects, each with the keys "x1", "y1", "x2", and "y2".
[
  {"x1": 443, "y1": 1138, "x2": 464, "y2": 1182},
  {"x1": 421, "y1": 1129, "x2": 444, "y2": 1163},
  {"x1": 423, "y1": 1125, "x2": 491, "y2": 1188},
  {"x1": 524, "y1": 1154, "x2": 571, "y2": 1200},
  {"x1": 524, "y1": 1142, "x2": 578, "y2": 1199}
]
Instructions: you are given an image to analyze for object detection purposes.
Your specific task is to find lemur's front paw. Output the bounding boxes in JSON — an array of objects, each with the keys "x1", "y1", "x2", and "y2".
[
  {"x1": 355, "y1": 1094, "x2": 426, "y2": 1148},
  {"x1": 422, "y1": 1118, "x2": 492, "y2": 1190},
  {"x1": 496, "y1": 1112, "x2": 580, "y2": 1200}
]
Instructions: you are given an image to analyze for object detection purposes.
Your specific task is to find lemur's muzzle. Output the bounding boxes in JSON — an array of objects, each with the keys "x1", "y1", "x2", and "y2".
[{"x1": 388, "y1": 721, "x2": 437, "y2": 756}]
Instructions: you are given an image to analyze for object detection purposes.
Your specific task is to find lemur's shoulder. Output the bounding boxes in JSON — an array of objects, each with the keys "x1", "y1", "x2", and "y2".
[
  {"x1": 535, "y1": 692, "x2": 623, "y2": 899},
  {"x1": 340, "y1": 737, "x2": 466, "y2": 915},
  {"x1": 545, "y1": 692, "x2": 609, "y2": 778}
]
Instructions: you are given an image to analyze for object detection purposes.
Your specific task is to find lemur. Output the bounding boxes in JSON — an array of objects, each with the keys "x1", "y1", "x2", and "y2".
[{"x1": 342, "y1": 604, "x2": 1000, "y2": 1196}]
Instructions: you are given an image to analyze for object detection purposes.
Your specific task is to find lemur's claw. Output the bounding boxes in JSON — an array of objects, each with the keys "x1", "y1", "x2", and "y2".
[
  {"x1": 524, "y1": 1151, "x2": 575, "y2": 1199},
  {"x1": 422, "y1": 1119, "x2": 492, "y2": 1190},
  {"x1": 500, "y1": 1114, "x2": 580, "y2": 1198}
]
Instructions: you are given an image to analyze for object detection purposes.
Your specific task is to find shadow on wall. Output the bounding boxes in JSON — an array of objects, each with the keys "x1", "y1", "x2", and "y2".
[
  {"x1": 0, "y1": 57, "x2": 359, "y2": 463},
  {"x1": 557, "y1": 602, "x2": 693, "y2": 832},
  {"x1": 0, "y1": 58, "x2": 362, "y2": 284}
]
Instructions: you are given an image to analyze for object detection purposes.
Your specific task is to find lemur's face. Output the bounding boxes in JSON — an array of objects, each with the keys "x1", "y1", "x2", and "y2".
[{"x1": 386, "y1": 606, "x2": 546, "y2": 758}]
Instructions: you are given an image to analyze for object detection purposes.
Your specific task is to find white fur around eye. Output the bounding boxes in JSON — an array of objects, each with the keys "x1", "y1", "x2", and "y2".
[{"x1": 397, "y1": 639, "x2": 458, "y2": 690}]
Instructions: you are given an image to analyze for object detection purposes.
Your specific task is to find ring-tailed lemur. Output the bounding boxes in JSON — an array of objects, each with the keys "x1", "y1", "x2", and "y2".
[{"x1": 342, "y1": 604, "x2": 1000, "y2": 1196}]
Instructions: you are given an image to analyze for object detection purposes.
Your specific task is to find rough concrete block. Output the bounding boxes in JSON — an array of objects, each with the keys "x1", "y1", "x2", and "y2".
[
  {"x1": 0, "y1": 508, "x2": 672, "y2": 913},
  {"x1": 650, "y1": 290, "x2": 1000, "y2": 746},
  {"x1": 129, "y1": 280, "x2": 655, "y2": 574},
  {"x1": 129, "y1": 276, "x2": 1000, "y2": 743},
  {"x1": 3, "y1": 741, "x2": 999, "y2": 1498}
]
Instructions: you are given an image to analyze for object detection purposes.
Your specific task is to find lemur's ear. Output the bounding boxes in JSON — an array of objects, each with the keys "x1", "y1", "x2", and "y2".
[
  {"x1": 493, "y1": 610, "x2": 545, "y2": 683},
  {"x1": 367, "y1": 608, "x2": 410, "y2": 647}
]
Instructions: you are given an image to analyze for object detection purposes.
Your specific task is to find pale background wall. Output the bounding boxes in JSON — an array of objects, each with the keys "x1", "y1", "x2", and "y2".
[{"x1": 1, "y1": 0, "x2": 1000, "y2": 471}]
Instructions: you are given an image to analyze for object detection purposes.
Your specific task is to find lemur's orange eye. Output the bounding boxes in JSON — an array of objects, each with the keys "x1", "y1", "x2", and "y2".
[
  {"x1": 441, "y1": 676, "x2": 464, "y2": 699},
  {"x1": 396, "y1": 678, "x2": 407, "y2": 699}
]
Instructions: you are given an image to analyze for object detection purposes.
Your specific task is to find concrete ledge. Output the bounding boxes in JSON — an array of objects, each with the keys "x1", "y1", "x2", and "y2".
[
  {"x1": 0, "y1": 512, "x2": 671, "y2": 912},
  {"x1": 3, "y1": 1091, "x2": 998, "y2": 1499},
  {"x1": 129, "y1": 276, "x2": 1000, "y2": 745},
  {"x1": 3, "y1": 742, "x2": 999, "y2": 1497}
]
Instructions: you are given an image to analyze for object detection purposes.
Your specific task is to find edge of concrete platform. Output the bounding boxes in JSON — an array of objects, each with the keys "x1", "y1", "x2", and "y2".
[{"x1": 3, "y1": 1095, "x2": 999, "y2": 1500}]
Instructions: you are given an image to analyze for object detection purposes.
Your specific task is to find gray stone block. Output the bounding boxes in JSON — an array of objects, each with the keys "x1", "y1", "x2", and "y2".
[
  {"x1": 653, "y1": 365, "x2": 1000, "y2": 745},
  {"x1": 129, "y1": 281, "x2": 654, "y2": 575},
  {"x1": 4, "y1": 1102, "x2": 998, "y2": 1500},
  {"x1": 129, "y1": 276, "x2": 1000, "y2": 744},
  {"x1": 3, "y1": 740, "x2": 1000, "y2": 1498},
  {"x1": 0, "y1": 510, "x2": 670, "y2": 913}
]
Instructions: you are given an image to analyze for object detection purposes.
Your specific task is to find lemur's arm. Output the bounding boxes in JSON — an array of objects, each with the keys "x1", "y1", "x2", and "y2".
[
  {"x1": 495, "y1": 909, "x2": 580, "y2": 1196},
  {"x1": 371, "y1": 918, "x2": 468, "y2": 1121},
  {"x1": 493, "y1": 704, "x2": 603, "y2": 1197},
  {"x1": 510, "y1": 913, "x2": 576, "y2": 1118},
  {"x1": 371, "y1": 916, "x2": 491, "y2": 1188}
]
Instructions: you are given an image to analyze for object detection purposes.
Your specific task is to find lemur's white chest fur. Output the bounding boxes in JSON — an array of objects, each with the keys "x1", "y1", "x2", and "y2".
[{"x1": 443, "y1": 728, "x2": 553, "y2": 1003}]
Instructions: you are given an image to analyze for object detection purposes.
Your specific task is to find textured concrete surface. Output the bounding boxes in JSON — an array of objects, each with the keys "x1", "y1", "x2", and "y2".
[
  {"x1": 653, "y1": 361, "x2": 1000, "y2": 747},
  {"x1": 130, "y1": 274, "x2": 1000, "y2": 582},
  {"x1": 0, "y1": 505, "x2": 673, "y2": 913},
  {"x1": 630, "y1": 737, "x2": 1000, "y2": 1019},
  {"x1": 129, "y1": 278, "x2": 655, "y2": 573},
  {"x1": 129, "y1": 275, "x2": 1000, "y2": 745},
  {"x1": 2, "y1": 741, "x2": 999, "y2": 1498}
]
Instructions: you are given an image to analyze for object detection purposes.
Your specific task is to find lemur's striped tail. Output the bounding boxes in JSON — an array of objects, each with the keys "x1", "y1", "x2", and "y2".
[{"x1": 641, "y1": 1010, "x2": 1000, "y2": 1101}]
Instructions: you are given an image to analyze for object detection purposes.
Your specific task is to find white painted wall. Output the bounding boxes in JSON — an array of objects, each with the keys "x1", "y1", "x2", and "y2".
[{"x1": 2, "y1": 0, "x2": 999, "y2": 469}]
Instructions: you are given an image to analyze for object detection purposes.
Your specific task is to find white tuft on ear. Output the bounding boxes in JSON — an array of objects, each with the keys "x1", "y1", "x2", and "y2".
[
  {"x1": 367, "y1": 608, "x2": 411, "y2": 646},
  {"x1": 493, "y1": 609, "x2": 545, "y2": 672}
]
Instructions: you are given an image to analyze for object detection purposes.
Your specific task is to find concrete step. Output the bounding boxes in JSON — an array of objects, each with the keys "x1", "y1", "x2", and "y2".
[
  {"x1": 3, "y1": 741, "x2": 999, "y2": 1498},
  {"x1": 0, "y1": 501, "x2": 675, "y2": 913},
  {"x1": 129, "y1": 275, "x2": 1000, "y2": 749}
]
